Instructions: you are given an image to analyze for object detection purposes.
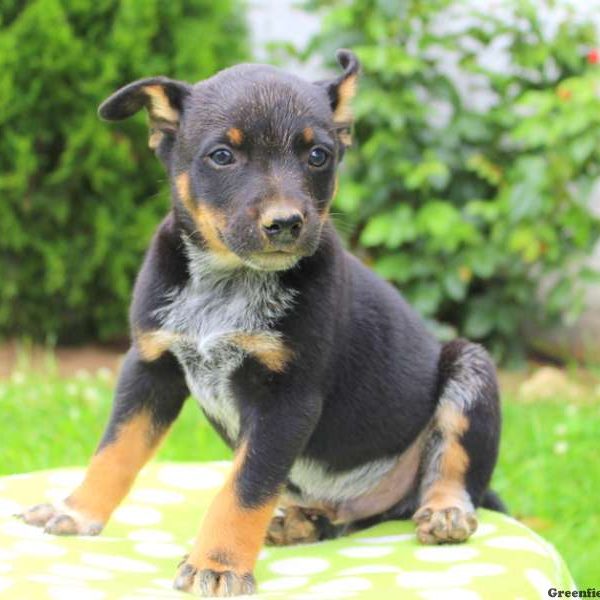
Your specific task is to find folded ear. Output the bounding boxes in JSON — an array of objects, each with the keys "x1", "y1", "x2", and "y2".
[
  {"x1": 315, "y1": 49, "x2": 360, "y2": 146},
  {"x1": 98, "y1": 77, "x2": 191, "y2": 150}
]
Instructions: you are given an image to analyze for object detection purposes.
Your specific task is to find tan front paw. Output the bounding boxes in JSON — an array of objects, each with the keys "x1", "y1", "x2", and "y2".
[
  {"x1": 17, "y1": 502, "x2": 103, "y2": 536},
  {"x1": 173, "y1": 562, "x2": 256, "y2": 597},
  {"x1": 413, "y1": 505, "x2": 477, "y2": 544}
]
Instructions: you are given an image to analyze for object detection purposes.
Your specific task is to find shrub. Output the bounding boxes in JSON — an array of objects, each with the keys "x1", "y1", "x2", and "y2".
[
  {"x1": 305, "y1": 0, "x2": 600, "y2": 362},
  {"x1": 0, "y1": 0, "x2": 249, "y2": 343}
]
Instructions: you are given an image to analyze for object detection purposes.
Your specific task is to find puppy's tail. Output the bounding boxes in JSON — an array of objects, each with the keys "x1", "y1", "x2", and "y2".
[{"x1": 480, "y1": 489, "x2": 508, "y2": 514}]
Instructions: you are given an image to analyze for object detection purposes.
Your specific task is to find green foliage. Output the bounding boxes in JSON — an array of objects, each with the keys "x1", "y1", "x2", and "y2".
[
  {"x1": 0, "y1": 0, "x2": 249, "y2": 342},
  {"x1": 307, "y1": 0, "x2": 600, "y2": 361}
]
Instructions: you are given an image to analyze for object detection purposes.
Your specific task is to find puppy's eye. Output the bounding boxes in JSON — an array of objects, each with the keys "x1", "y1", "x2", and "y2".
[
  {"x1": 308, "y1": 147, "x2": 329, "y2": 168},
  {"x1": 208, "y1": 148, "x2": 235, "y2": 166}
]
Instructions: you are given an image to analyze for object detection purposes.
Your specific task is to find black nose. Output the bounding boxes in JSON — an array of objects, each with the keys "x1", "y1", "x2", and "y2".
[{"x1": 262, "y1": 211, "x2": 304, "y2": 241}]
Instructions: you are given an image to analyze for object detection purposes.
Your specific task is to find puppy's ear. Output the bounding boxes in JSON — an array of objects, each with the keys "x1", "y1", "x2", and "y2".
[
  {"x1": 98, "y1": 77, "x2": 191, "y2": 151},
  {"x1": 315, "y1": 49, "x2": 360, "y2": 146}
]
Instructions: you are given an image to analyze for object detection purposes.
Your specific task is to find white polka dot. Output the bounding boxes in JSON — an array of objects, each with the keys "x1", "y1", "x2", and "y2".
[
  {"x1": 356, "y1": 533, "x2": 414, "y2": 544},
  {"x1": 0, "y1": 499, "x2": 22, "y2": 517},
  {"x1": 82, "y1": 552, "x2": 158, "y2": 573},
  {"x1": 310, "y1": 577, "x2": 372, "y2": 593},
  {"x1": 151, "y1": 578, "x2": 181, "y2": 590},
  {"x1": 418, "y1": 588, "x2": 481, "y2": 600},
  {"x1": 44, "y1": 489, "x2": 71, "y2": 503},
  {"x1": 47, "y1": 470, "x2": 85, "y2": 487},
  {"x1": 525, "y1": 568, "x2": 555, "y2": 598},
  {"x1": 260, "y1": 576, "x2": 309, "y2": 591},
  {"x1": 338, "y1": 546, "x2": 394, "y2": 558},
  {"x1": 157, "y1": 465, "x2": 226, "y2": 490},
  {"x1": 470, "y1": 523, "x2": 497, "y2": 538},
  {"x1": 448, "y1": 563, "x2": 506, "y2": 578},
  {"x1": 0, "y1": 473, "x2": 32, "y2": 482},
  {"x1": 128, "y1": 529, "x2": 174, "y2": 543},
  {"x1": 485, "y1": 536, "x2": 547, "y2": 555},
  {"x1": 0, "y1": 576, "x2": 13, "y2": 593},
  {"x1": 48, "y1": 586, "x2": 105, "y2": 600},
  {"x1": 49, "y1": 564, "x2": 113, "y2": 581},
  {"x1": 0, "y1": 548, "x2": 17, "y2": 561},
  {"x1": 397, "y1": 570, "x2": 470, "y2": 589},
  {"x1": 131, "y1": 590, "x2": 184, "y2": 599},
  {"x1": 131, "y1": 488, "x2": 185, "y2": 505},
  {"x1": 414, "y1": 546, "x2": 479, "y2": 562},
  {"x1": 14, "y1": 540, "x2": 67, "y2": 558},
  {"x1": 28, "y1": 574, "x2": 91, "y2": 587},
  {"x1": 0, "y1": 564, "x2": 12, "y2": 574},
  {"x1": 133, "y1": 542, "x2": 187, "y2": 558},
  {"x1": 269, "y1": 557, "x2": 330, "y2": 576},
  {"x1": 338, "y1": 565, "x2": 402, "y2": 575},
  {"x1": 1, "y1": 520, "x2": 45, "y2": 539},
  {"x1": 113, "y1": 505, "x2": 162, "y2": 526},
  {"x1": 291, "y1": 594, "x2": 354, "y2": 600}
]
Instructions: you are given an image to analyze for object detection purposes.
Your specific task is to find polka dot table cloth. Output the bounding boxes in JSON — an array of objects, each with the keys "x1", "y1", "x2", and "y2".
[{"x1": 0, "y1": 462, "x2": 575, "y2": 599}]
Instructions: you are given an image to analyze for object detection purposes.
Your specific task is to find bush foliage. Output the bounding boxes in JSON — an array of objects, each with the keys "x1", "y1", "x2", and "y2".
[
  {"x1": 307, "y1": 0, "x2": 600, "y2": 361},
  {"x1": 0, "y1": 0, "x2": 248, "y2": 342}
]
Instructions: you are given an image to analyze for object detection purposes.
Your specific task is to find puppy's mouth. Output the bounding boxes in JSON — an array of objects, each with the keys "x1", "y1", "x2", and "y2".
[{"x1": 244, "y1": 250, "x2": 301, "y2": 272}]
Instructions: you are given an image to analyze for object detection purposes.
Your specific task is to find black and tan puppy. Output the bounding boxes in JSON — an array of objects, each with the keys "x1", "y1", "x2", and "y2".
[{"x1": 20, "y1": 50, "x2": 502, "y2": 597}]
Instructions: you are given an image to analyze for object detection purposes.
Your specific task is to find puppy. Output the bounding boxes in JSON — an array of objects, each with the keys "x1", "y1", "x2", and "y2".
[{"x1": 20, "y1": 50, "x2": 502, "y2": 597}]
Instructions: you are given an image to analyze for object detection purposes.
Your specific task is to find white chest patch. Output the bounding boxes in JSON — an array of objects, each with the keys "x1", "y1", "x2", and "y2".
[{"x1": 155, "y1": 243, "x2": 296, "y2": 441}]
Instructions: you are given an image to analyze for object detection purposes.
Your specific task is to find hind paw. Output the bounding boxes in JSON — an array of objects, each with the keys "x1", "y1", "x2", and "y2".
[{"x1": 413, "y1": 505, "x2": 477, "y2": 544}]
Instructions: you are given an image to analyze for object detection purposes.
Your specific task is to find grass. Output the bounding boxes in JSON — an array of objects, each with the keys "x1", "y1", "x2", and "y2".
[{"x1": 0, "y1": 367, "x2": 599, "y2": 588}]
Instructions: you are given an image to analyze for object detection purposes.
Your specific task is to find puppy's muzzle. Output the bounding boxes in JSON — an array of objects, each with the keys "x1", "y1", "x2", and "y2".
[{"x1": 260, "y1": 208, "x2": 305, "y2": 246}]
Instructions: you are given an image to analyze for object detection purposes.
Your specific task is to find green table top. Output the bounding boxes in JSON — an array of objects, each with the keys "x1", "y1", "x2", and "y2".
[{"x1": 0, "y1": 462, "x2": 575, "y2": 599}]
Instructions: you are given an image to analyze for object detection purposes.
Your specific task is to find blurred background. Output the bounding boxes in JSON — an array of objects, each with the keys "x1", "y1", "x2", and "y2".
[{"x1": 1, "y1": 0, "x2": 599, "y2": 587}]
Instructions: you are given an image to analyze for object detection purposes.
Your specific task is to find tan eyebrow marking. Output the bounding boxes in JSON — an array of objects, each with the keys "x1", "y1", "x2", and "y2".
[
  {"x1": 302, "y1": 127, "x2": 314, "y2": 144},
  {"x1": 227, "y1": 127, "x2": 244, "y2": 146}
]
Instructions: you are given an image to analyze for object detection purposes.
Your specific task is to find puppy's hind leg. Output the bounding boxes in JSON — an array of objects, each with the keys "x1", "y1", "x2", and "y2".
[{"x1": 413, "y1": 339, "x2": 501, "y2": 544}]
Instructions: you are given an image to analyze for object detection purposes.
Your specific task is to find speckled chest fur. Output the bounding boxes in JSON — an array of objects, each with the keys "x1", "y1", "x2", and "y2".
[
  {"x1": 154, "y1": 241, "x2": 418, "y2": 515},
  {"x1": 155, "y1": 241, "x2": 296, "y2": 442}
]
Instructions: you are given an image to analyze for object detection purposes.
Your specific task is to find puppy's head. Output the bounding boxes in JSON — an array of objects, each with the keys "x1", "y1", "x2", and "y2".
[{"x1": 99, "y1": 50, "x2": 360, "y2": 271}]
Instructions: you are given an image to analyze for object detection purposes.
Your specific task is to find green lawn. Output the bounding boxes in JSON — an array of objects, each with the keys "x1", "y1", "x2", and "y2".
[{"x1": 0, "y1": 368, "x2": 598, "y2": 588}]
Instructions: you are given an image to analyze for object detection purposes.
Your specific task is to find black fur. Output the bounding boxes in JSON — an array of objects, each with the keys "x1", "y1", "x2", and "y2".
[{"x1": 91, "y1": 49, "x2": 503, "y2": 583}]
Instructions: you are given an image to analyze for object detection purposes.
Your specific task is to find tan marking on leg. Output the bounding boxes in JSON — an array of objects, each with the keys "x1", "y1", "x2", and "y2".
[
  {"x1": 421, "y1": 406, "x2": 470, "y2": 508},
  {"x1": 136, "y1": 329, "x2": 180, "y2": 362},
  {"x1": 66, "y1": 411, "x2": 165, "y2": 523},
  {"x1": 414, "y1": 405, "x2": 476, "y2": 543},
  {"x1": 229, "y1": 332, "x2": 293, "y2": 373},
  {"x1": 175, "y1": 172, "x2": 242, "y2": 266},
  {"x1": 187, "y1": 442, "x2": 279, "y2": 574},
  {"x1": 333, "y1": 74, "x2": 357, "y2": 123},
  {"x1": 227, "y1": 127, "x2": 244, "y2": 146},
  {"x1": 302, "y1": 127, "x2": 314, "y2": 144}
]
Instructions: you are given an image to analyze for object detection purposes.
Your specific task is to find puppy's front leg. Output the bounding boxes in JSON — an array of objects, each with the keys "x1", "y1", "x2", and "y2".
[
  {"x1": 19, "y1": 347, "x2": 188, "y2": 535},
  {"x1": 175, "y1": 396, "x2": 321, "y2": 597}
]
